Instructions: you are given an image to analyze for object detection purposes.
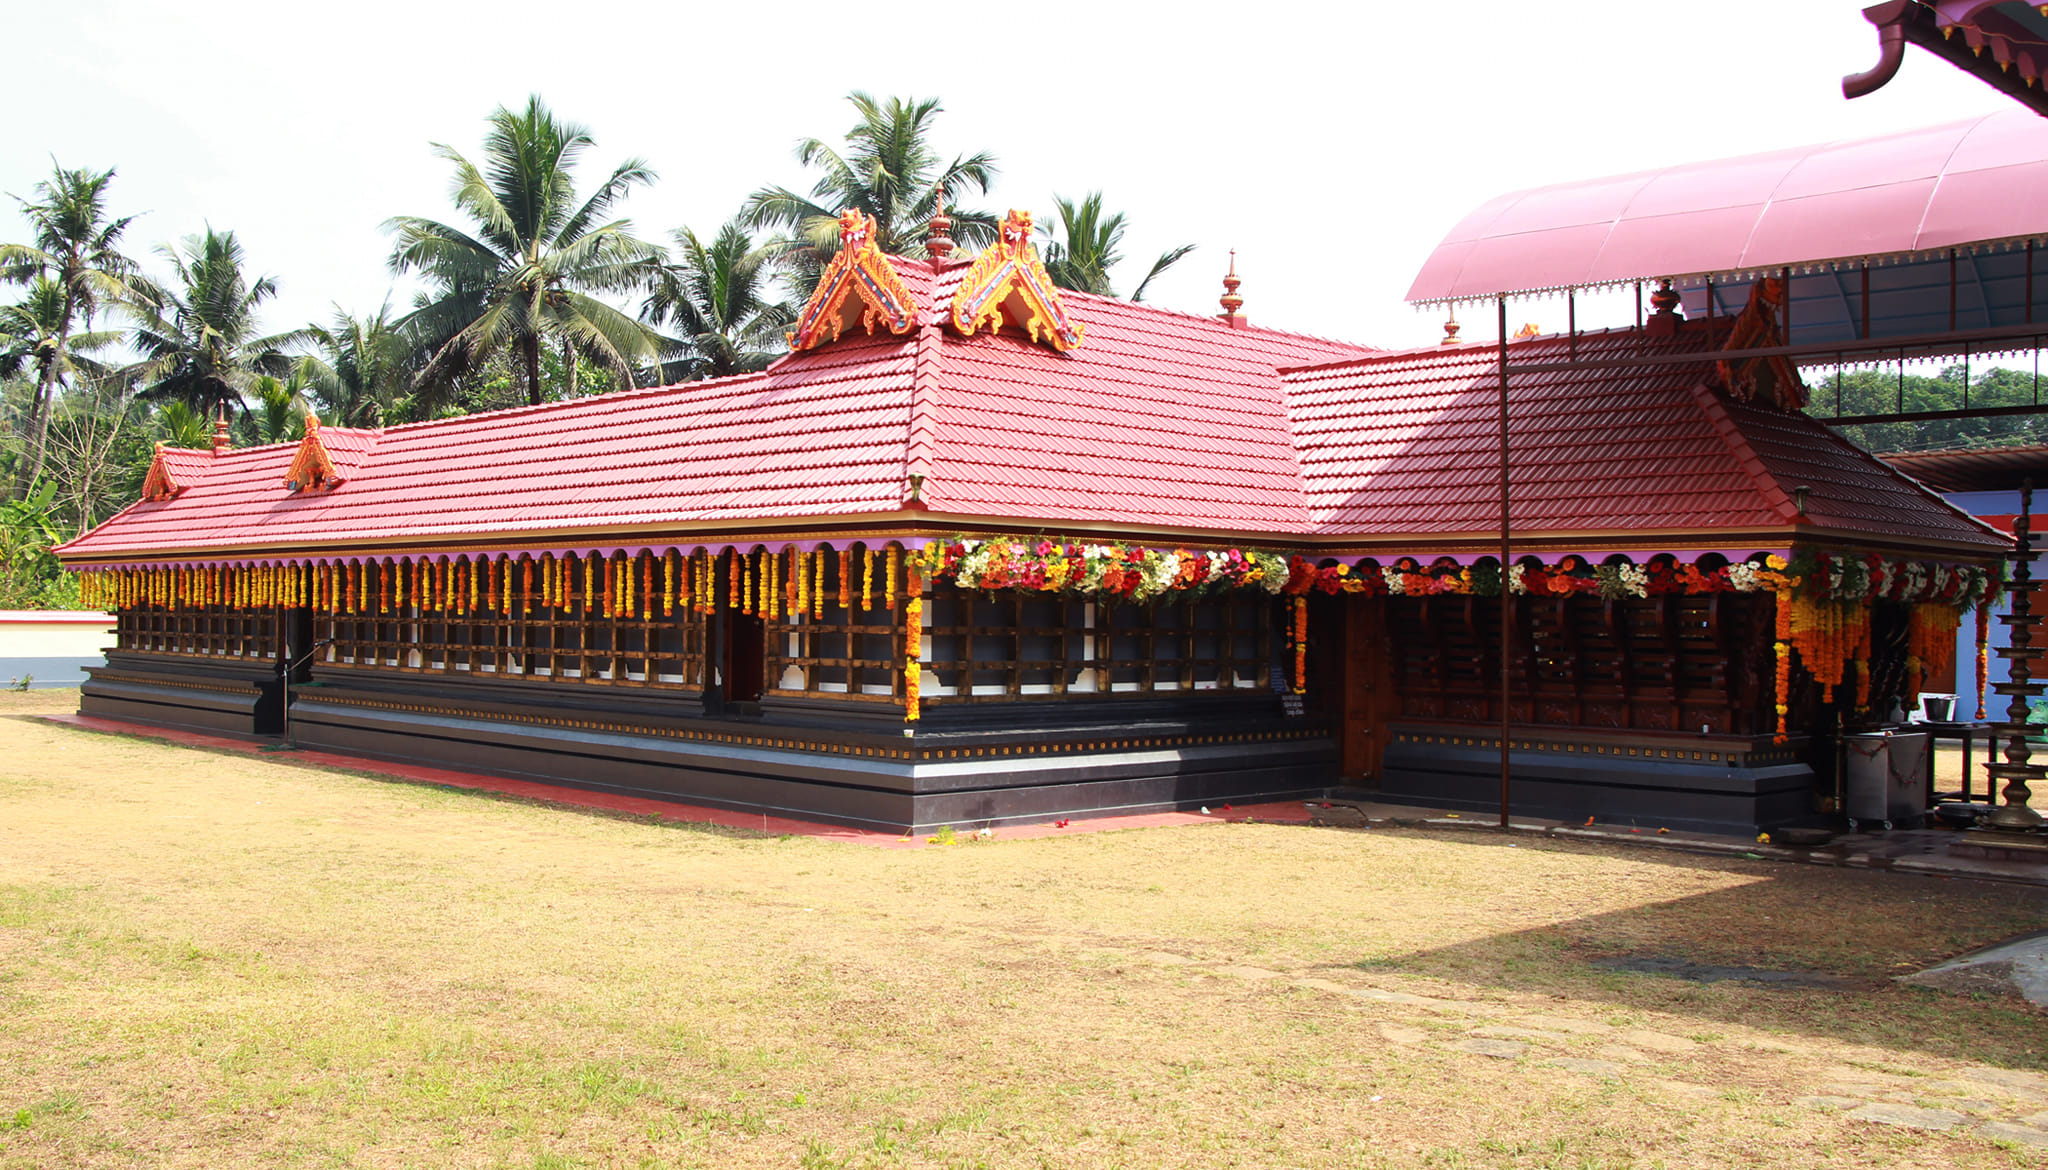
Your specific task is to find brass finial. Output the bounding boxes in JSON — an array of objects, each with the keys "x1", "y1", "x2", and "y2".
[
  {"x1": 926, "y1": 202, "x2": 954, "y2": 261},
  {"x1": 211, "y1": 408, "x2": 231, "y2": 455},
  {"x1": 1219, "y1": 250, "x2": 1244, "y2": 320},
  {"x1": 1441, "y1": 308, "x2": 1462, "y2": 346}
]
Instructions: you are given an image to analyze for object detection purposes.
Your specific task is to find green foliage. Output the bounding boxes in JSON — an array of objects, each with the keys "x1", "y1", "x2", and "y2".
[
  {"x1": 127, "y1": 228, "x2": 302, "y2": 418},
  {"x1": 0, "y1": 161, "x2": 142, "y2": 493},
  {"x1": 1821, "y1": 364, "x2": 2048, "y2": 452},
  {"x1": 386, "y1": 95, "x2": 664, "y2": 408},
  {"x1": 297, "y1": 305, "x2": 415, "y2": 426},
  {"x1": 745, "y1": 92, "x2": 998, "y2": 295},
  {"x1": 0, "y1": 479, "x2": 80, "y2": 608},
  {"x1": 1039, "y1": 192, "x2": 1193, "y2": 302},
  {"x1": 642, "y1": 218, "x2": 790, "y2": 381}
]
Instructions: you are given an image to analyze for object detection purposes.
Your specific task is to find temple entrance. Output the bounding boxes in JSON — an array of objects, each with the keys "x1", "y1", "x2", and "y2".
[{"x1": 723, "y1": 611, "x2": 765, "y2": 705}]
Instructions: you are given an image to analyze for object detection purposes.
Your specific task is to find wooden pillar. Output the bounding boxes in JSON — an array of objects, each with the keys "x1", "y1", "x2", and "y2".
[{"x1": 1339, "y1": 592, "x2": 1391, "y2": 781}]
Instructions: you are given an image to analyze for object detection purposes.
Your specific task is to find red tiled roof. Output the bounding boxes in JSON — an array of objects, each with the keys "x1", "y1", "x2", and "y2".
[
  {"x1": 58, "y1": 256, "x2": 2003, "y2": 563},
  {"x1": 58, "y1": 259, "x2": 1369, "y2": 561},
  {"x1": 1282, "y1": 325, "x2": 2007, "y2": 553}
]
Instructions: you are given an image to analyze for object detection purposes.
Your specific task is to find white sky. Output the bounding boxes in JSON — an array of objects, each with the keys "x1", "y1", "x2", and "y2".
[{"x1": 8, "y1": 1, "x2": 2020, "y2": 353}]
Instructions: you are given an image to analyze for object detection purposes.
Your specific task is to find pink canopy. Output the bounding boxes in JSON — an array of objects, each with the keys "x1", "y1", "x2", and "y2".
[{"x1": 1407, "y1": 109, "x2": 2048, "y2": 304}]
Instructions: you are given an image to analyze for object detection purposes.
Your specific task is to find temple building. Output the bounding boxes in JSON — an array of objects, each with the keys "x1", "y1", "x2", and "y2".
[{"x1": 56, "y1": 184, "x2": 2017, "y2": 834}]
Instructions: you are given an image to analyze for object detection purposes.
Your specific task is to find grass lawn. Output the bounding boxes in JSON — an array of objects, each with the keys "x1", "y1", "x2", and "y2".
[{"x1": 2, "y1": 688, "x2": 2046, "y2": 1169}]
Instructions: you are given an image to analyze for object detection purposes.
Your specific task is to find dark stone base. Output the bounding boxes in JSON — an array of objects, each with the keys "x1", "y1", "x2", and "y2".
[
  {"x1": 285, "y1": 696, "x2": 1330, "y2": 834},
  {"x1": 1377, "y1": 722, "x2": 1813, "y2": 836},
  {"x1": 1950, "y1": 828, "x2": 2048, "y2": 864},
  {"x1": 82, "y1": 654, "x2": 279, "y2": 738},
  {"x1": 79, "y1": 657, "x2": 1334, "y2": 834}
]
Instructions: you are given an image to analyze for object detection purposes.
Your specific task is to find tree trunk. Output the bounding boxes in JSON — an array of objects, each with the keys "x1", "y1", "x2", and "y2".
[
  {"x1": 563, "y1": 339, "x2": 578, "y2": 399},
  {"x1": 20, "y1": 285, "x2": 76, "y2": 495},
  {"x1": 523, "y1": 335, "x2": 543, "y2": 407}
]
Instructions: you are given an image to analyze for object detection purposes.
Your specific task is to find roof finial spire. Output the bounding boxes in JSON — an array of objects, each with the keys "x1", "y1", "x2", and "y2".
[
  {"x1": 211, "y1": 405, "x2": 231, "y2": 455},
  {"x1": 1441, "y1": 307, "x2": 1462, "y2": 346},
  {"x1": 926, "y1": 200, "x2": 954, "y2": 261},
  {"x1": 1219, "y1": 250, "x2": 1245, "y2": 324}
]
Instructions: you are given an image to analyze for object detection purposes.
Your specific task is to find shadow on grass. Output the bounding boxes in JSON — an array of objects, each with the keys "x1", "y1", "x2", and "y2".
[{"x1": 1342, "y1": 827, "x2": 2048, "y2": 1070}]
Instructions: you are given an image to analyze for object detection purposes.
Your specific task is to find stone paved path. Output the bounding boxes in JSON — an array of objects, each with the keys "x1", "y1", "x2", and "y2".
[{"x1": 1132, "y1": 943, "x2": 2048, "y2": 1156}]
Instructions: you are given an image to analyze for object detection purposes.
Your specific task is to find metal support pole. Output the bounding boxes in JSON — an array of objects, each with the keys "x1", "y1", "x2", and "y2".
[
  {"x1": 1949, "y1": 249, "x2": 1959, "y2": 333},
  {"x1": 1860, "y1": 262, "x2": 1871, "y2": 340},
  {"x1": 1497, "y1": 294, "x2": 1512, "y2": 831},
  {"x1": 1568, "y1": 289, "x2": 1577, "y2": 364}
]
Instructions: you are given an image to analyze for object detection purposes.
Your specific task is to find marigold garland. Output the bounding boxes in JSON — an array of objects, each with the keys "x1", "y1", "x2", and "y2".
[
  {"x1": 1976, "y1": 602, "x2": 1992, "y2": 720},
  {"x1": 1773, "y1": 579, "x2": 1793, "y2": 744},
  {"x1": 663, "y1": 551, "x2": 676, "y2": 617},
  {"x1": 863, "y1": 548, "x2": 875, "y2": 611},
  {"x1": 886, "y1": 546, "x2": 899, "y2": 610},
  {"x1": 904, "y1": 552, "x2": 924, "y2": 722},
  {"x1": 814, "y1": 549, "x2": 825, "y2": 619},
  {"x1": 839, "y1": 549, "x2": 853, "y2": 612},
  {"x1": 1292, "y1": 596, "x2": 1308, "y2": 693}
]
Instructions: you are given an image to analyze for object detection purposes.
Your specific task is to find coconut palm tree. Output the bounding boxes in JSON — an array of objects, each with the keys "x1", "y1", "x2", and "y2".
[
  {"x1": 0, "y1": 277, "x2": 121, "y2": 406},
  {"x1": 641, "y1": 220, "x2": 790, "y2": 382},
  {"x1": 298, "y1": 305, "x2": 413, "y2": 426},
  {"x1": 386, "y1": 96, "x2": 665, "y2": 408},
  {"x1": 744, "y1": 92, "x2": 997, "y2": 290},
  {"x1": 0, "y1": 162, "x2": 141, "y2": 492},
  {"x1": 238, "y1": 373, "x2": 319, "y2": 446},
  {"x1": 126, "y1": 228, "x2": 302, "y2": 421},
  {"x1": 1040, "y1": 192, "x2": 1194, "y2": 303}
]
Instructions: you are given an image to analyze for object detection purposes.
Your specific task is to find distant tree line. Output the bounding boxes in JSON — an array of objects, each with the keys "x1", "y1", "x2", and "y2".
[{"x1": 0, "y1": 92, "x2": 1196, "y2": 606}]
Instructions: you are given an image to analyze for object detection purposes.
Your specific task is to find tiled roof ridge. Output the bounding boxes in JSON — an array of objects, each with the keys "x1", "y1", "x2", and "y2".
[
  {"x1": 367, "y1": 370, "x2": 772, "y2": 439},
  {"x1": 1280, "y1": 320, "x2": 1724, "y2": 378},
  {"x1": 1682, "y1": 380, "x2": 1803, "y2": 524},
  {"x1": 1783, "y1": 405, "x2": 2014, "y2": 544},
  {"x1": 905, "y1": 318, "x2": 943, "y2": 497},
  {"x1": 875, "y1": 247, "x2": 1376, "y2": 355}
]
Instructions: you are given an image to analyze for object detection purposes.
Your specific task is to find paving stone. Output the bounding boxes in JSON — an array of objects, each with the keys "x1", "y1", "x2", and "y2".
[
  {"x1": 1347, "y1": 988, "x2": 1472, "y2": 1011},
  {"x1": 1846, "y1": 1102, "x2": 1966, "y2": 1131},
  {"x1": 1455, "y1": 1038, "x2": 1527, "y2": 1059},
  {"x1": 1957, "y1": 1066, "x2": 2048, "y2": 1095},
  {"x1": 1948, "y1": 1098, "x2": 2003, "y2": 1116},
  {"x1": 1981, "y1": 1121, "x2": 2048, "y2": 1148},
  {"x1": 1595, "y1": 1045, "x2": 1651, "y2": 1064},
  {"x1": 1621, "y1": 1029, "x2": 1700, "y2": 1053},
  {"x1": 1213, "y1": 965, "x2": 1281, "y2": 981},
  {"x1": 1471, "y1": 1025, "x2": 1574, "y2": 1044},
  {"x1": 1377, "y1": 1024, "x2": 1428, "y2": 1045},
  {"x1": 1517, "y1": 1014, "x2": 1614, "y2": 1036},
  {"x1": 1796, "y1": 1096, "x2": 1865, "y2": 1110},
  {"x1": 2023, "y1": 1110, "x2": 2048, "y2": 1128},
  {"x1": 1290, "y1": 977, "x2": 1351, "y2": 994},
  {"x1": 1820, "y1": 1082, "x2": 1891, "y2": 1098},
  {"x1": 1546, "y1": 1058, "x2": 1626, "y2": 1077},
  {"x1": 1140, "y1": 952, "x2": 1193, "y2": 966}
]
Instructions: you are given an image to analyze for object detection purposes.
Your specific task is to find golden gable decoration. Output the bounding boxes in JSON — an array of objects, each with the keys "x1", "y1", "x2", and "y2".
[
  {"x1": 786, "y1": 210, "x2": 919, "y2": 351},
  {"x1": 949, "y1": 209, "x2": 1083, "y2": 351},
  {"x1": 141, "y1": 444, "x2": 187, "y2": 502},
  {"x1": 283, "y1": 416, "x2": 343, "y2": 492}
]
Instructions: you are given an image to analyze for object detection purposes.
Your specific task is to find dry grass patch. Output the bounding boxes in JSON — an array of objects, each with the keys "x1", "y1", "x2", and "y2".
[{"x1": 1, "y1": 688, "x2": 2045, "y2": 1168}]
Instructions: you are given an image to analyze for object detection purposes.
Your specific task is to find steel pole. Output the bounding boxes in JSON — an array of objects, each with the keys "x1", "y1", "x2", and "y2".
[{"x1": 1498, "y1": 295, "x2": 1512, "y2": 830}]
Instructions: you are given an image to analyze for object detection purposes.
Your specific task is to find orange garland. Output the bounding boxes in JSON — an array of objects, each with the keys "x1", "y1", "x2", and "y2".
[
  {"x1": 1773, "y1": 585, "x2": 1792, "y2": 743},
  {"x1": 905, "y1": 552, "x2": 924, "y2": 722},
  {"x1": 863, "y1": 548, "x2": 875, "y2": 611},
  {"x1": 839, "y1": 549, "x2": 853, "y2": 612},
  {"x1": 1292, "y1": 596, "x2": 1308, "y2": 693},
  {"x1": 1976, "y1": 601, "x2": 1991, "y2": 720}
]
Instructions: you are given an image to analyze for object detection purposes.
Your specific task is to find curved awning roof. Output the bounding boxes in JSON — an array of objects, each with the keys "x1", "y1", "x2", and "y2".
[{"x1": 1407, "y1": 109, "x2": 2048, "y2": 305}]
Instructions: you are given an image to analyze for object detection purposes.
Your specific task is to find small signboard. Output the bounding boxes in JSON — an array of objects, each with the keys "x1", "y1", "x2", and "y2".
[{"x1": 1272, "y1": 662, "x2": 1305, "y2": 718}]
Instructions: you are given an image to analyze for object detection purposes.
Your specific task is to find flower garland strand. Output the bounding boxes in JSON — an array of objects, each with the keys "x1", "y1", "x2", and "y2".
[
  {"x1": 1292, "y1": 596, "x2": 1308, "y2": 693},
  {"x1": 863, "y1": 548, "x2": 875, "y2": 611},
  {"x1": 904, "y1": 549, "x2": 924, "y2": 722}
]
